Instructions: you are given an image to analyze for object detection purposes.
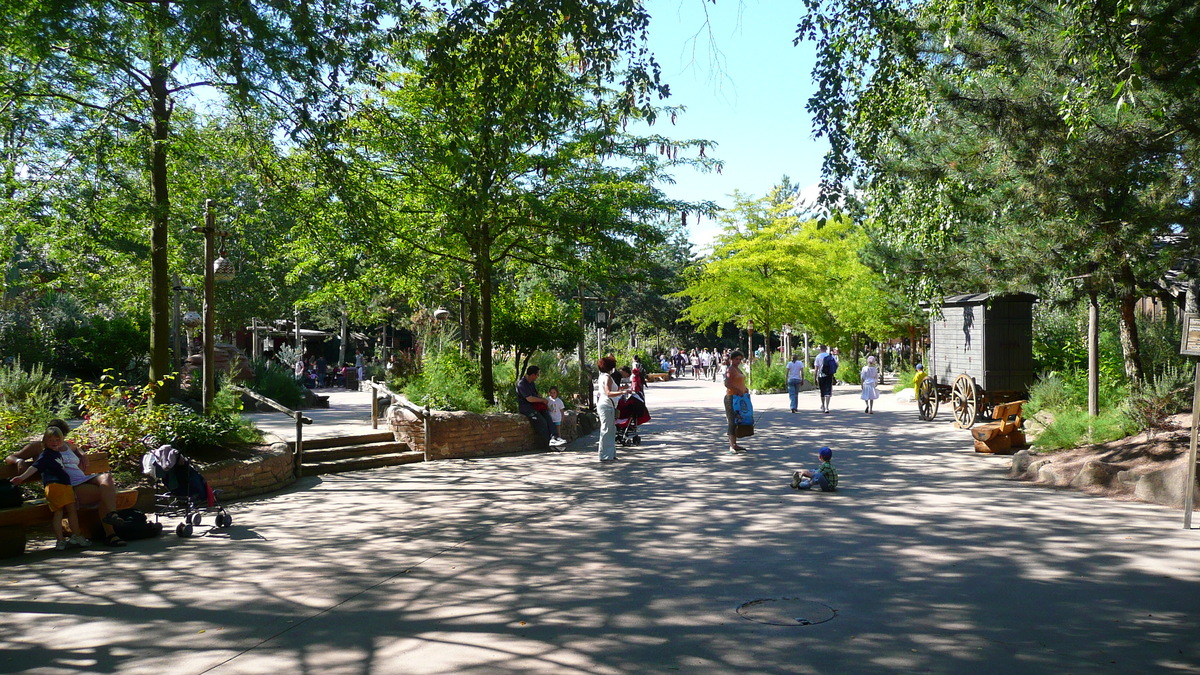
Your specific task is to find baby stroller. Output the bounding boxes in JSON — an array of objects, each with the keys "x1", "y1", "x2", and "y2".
[
  {"x1": 615, "y1": 391, "x2": 651, "y2": 446},
  {"x1": 142, "y1": 443, "x2": 232, "y2": 538}
]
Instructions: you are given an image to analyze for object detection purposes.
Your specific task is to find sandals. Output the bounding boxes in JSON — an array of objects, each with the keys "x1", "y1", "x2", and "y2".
[
  {"x1": 101, "y1": 512, "x2": 127, "y2": 527},
  {"x1": 104, "y1": 534, "x2": 127, "y2": 547}
]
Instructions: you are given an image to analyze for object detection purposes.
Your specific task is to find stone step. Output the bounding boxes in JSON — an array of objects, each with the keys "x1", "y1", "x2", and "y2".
[
  {"x1": 300, "y1": 451, "x2": 425, "y2": 476},
  {"x1": 300, "y1": 441, "x2": 409, "y2": 463},
  {"x1": 289, "y1": 432, "x2": 395, "y2": 451}
]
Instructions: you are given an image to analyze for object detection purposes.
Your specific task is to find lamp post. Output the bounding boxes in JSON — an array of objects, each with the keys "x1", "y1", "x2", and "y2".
[
  {"x1": 747, "y1": 318, "x2": 754, "y2": 363},
  {"x1": 595, "y1": 307, "x2": 609, "y2": 360},
  {"x1": 192, "y1": 199, "x2": 234, "y2": 414}
]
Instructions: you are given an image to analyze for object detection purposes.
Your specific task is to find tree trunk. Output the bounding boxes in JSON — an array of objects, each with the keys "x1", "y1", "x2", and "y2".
[
  {"x1": 478, "y1": 255, "x2": 495, "y2": 405},
  {"x1": 468, "y1": 288, "x2": 480, "y2": 355},
  {"x1": 1118, "y1": 292, "x2": 1145, "y2": 382},
  {"x1": 339, "y1": 310, "x2": 348, "y2": 366},
  {"x1": 1186, "y1": 277, "x2": 1200, "y2": 316},
  {"x1": 148, "y1": 63, "x2": 172, "y2": 404}
]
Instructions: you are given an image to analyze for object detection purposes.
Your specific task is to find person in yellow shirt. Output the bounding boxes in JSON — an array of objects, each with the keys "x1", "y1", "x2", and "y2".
[{"x1": 912, "y1": 363, "x2": 927, "y2": 393}]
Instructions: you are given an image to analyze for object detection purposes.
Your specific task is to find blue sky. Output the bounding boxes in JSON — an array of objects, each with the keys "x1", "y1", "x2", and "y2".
[{"x1": 643, "y1": 0, "x2": 830, "y2": 249}]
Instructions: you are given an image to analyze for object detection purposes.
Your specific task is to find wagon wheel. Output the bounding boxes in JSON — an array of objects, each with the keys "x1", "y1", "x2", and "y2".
[
  {"x1": 977, "y1": 394, "x2": 994, "y2": 422},
  {"x1": 917, "y1": 378, "x2": 939, "y2": 421},
  {"x1": 951, "y1": 374, "x2": 979, "y2": 429}
]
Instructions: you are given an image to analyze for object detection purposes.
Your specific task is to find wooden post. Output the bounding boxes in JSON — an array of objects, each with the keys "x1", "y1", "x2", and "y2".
[
  {"x1": 371, "y1": 380, "x2": 379, "y2": 429},
  {"x1": 294, "y1": 410, "x2": 304, "y2": 478},
  {"x1": 1178, "y1": 313, "x2": 1200, "y2": 528},
  {"x1": 1088, "y1": 291, "x2": 1100, "y2": 418},
  {"x1": 423, "y1": 406, "x2": 431, "y2": 460},
  {"x1": 1186, "y1": 362, "x2": 1200, "y2": 529},
  {"x1": 202, "y1": 200, "x2": 216, "y2": 414}
]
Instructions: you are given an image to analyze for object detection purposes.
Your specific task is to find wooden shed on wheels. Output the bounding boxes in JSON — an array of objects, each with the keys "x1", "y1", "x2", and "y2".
[{"x1": 918, "y1": 292, "x2": 1038, "y2": 430}]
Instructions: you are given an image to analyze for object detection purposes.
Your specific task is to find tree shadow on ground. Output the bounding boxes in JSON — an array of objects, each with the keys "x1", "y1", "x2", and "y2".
[{"x1": 1, "y1": 384, "x2": 1198, "y2": 674}]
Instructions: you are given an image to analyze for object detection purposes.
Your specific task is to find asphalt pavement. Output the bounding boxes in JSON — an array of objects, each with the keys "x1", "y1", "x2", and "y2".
[{"x1": 2, "y1": 376, "x2": 1199, "y2": 674}]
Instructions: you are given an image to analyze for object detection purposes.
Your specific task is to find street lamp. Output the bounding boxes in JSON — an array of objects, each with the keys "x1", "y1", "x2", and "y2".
[
  {"x1": 595, "y1": 307, "x2": 609, "y2": 359},
  {"x1": 747, "y1": 317, "x2": 755, "y2": 363},
  {"x1": 193, "y1": 199, "x2": 234, "y2": 413}
]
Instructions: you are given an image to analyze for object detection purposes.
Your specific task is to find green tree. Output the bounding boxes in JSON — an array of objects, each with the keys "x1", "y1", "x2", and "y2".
[
  {"x1": 796, "y1": 0, "x2": 1198, "y2": 381},
  {"x1": 493, "y1": 290, "x2": 583, "y2": 384},
  {"x1": 323, "y1": 17, "x2": 712, "y2": 404},
  {"x1": 0, "y1": 0, "x2": 412, "y2": 399}
]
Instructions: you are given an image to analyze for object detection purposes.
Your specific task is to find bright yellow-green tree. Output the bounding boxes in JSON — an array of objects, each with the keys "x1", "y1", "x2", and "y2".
[{"x1": 676, "y1": 186, "x2": 909, "y2": 361}]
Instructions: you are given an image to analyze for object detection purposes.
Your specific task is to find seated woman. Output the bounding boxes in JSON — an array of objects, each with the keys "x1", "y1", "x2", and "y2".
[{"x1": 3, "y1": 419, "x2": 129, "y2": 546}]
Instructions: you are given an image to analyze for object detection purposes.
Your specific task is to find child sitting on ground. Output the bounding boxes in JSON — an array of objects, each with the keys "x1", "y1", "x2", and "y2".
[
  {"x1": 791, "y1": 446, "x2": 839, "y2": 492},
  {"x1": 10, "y1": 427, "x2": 92, "y2": 550},
  {"x1": 546, "y1": 386, "x2": 567, "y2": 446}
]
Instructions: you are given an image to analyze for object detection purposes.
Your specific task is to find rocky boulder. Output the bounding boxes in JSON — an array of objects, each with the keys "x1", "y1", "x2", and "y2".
[
  {"x1": 1134, "y1": 462, "x2": 1200, "y2": 509},
  {"x1": 1070, "y1": 460, "x2": 1118, "y2": 488}
]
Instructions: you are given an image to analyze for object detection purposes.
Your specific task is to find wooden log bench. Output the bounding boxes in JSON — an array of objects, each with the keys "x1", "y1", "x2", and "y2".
[
  {"x1": 970, "y1": 400, "x2": 1028, "y2": 454},
  {"x1": 0, "y1": 453, "x2": 139, "y2": 557},
  {"x1": 645, "y1": 372, "x2": 671, "y2": 383}
]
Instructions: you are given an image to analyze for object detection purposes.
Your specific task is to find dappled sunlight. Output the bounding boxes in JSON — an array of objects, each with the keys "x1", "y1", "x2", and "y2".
[{"x1": 1, "y1": 380, "x2": 1198, "y2": 673}]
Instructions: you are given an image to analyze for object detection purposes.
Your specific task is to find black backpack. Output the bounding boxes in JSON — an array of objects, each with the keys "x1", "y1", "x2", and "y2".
[
  {"x1": 111, "y1": 508, "x2": 164, "y2": 540},
  {"x1": 0, "y1": 481, "x2": 26, "y2": 509}
]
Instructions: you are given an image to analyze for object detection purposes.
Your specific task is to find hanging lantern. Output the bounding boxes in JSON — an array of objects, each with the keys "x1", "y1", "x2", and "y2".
[
  {"x1": 213, "y1": 255, "x2": 236, "y2": 283},
  {"x1": 181, "y1": 311, "x2": 203, "y2": 328}
]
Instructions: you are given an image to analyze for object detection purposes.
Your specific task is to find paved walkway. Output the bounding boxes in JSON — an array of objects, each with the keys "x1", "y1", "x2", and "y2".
[
  {"x1": 2, "y1": 379, "x2": 1199, "y2": 674},
  {"x1": 242, "y1": 388, "x2": 383, "y2": 443}
]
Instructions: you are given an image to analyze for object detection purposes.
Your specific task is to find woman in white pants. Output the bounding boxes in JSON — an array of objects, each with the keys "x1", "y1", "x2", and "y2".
[{"x1": 596, "y1": 356, "x2": 628, "y2": 462}]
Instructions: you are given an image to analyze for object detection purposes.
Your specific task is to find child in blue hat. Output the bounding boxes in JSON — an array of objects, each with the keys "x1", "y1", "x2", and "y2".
[{"x1": 791, "y1": 446, "x2": 838, "y2": 491}]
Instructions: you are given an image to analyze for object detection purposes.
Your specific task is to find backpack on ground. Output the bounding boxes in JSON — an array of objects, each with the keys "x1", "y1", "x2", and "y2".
[
  {"x1": 0, "y1": 481, "x2": 25, "y2": 508},
  {"x1": 111, "y1": 508, "x2": 164, "y2": 540}
]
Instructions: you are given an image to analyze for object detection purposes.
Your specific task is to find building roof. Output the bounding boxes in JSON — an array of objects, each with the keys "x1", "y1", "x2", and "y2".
[{"x1": 922, "y1": 292, "x2": 1039, "y2": 308}]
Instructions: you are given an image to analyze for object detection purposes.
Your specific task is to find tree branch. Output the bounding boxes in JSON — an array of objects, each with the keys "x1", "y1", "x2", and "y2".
[{"x1": 21, "y1": 92, "x2": 143, "y2": 127}]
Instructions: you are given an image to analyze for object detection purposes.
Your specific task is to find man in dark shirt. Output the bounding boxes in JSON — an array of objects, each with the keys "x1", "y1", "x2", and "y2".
[
  {"x1": 516, "y1": 366, "x2": 560, "y2": 448},
  {"x1": 316, "y1": 355, "x2": 327, "y2": 387}
]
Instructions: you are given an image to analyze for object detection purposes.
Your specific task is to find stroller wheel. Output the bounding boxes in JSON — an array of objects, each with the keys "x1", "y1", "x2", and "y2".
[
  {"x1": 218, "y1": 513, "x2": 232, "y2": 528},
  {"x1": 176, "y1": 523, "x2": 194, "y2": 538},
  {"x1": 633, "y1": 435, "x2": 641, "y2": 445},
  {"x1": 191, "y1": 513, "x2": 203, "y2": 526}
]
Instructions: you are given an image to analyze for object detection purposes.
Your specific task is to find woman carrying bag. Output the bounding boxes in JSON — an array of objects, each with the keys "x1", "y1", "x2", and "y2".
[{"x1": 596, "y1": 356, "x2": 629, "y2": 462}]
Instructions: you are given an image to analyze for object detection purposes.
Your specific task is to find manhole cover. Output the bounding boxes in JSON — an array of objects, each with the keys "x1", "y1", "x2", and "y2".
[{"x1": 736, "y1": 598, "x2": 837, "y2": 626}]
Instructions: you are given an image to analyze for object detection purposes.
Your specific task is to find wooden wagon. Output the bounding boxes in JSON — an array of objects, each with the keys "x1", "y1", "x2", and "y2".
[{"x1": 917, "y1": 292, "x2": 1037, "y2": 429}]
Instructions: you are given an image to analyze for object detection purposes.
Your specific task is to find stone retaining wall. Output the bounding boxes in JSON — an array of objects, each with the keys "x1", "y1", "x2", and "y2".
[
  {"x1": 388, "y1": 403, "x2": 588, "y2": 461},
  {"x1": 201, "y1": 443, "x2": 297, "y2": 500}
]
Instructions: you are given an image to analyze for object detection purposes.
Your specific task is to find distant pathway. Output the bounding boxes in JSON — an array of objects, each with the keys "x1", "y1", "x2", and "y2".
[{"x1": 2, "y1": 377, "x2": 1198, "y2": 674}]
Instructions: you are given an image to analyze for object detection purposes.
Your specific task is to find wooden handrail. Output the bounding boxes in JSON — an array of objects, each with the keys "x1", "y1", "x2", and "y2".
[
  {"x1": 367, "y1": 379, "x2": 427, "y2": 428},
  {"x1": 228, "y1": 385, "x2": 312, "y2": 477}
]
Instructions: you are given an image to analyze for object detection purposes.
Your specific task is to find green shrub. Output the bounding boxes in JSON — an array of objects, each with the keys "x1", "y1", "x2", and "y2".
[
  {"x1": 248, "y1": 357, "x2": 305, "y2": 409},
  {"x1": 491, "y1": 352, "x2": 585, "y2": 414},
  {"x1": 0, "y1": 360, "x2": 71, "y2": 457},
  {"x1": 1026, "y1": 370, "x2": 1128, "y2": 416},
  {"x1": 838, "y1": 362, "x2": 862, "y2": 385},
  {"x1": 748, "y1": 361, "x2": 786, "y2": 390},
  {"x1": 1033, "y1": 407, "x2": 1136, "y2": 450},
  {"x1": 70, "y1": 372, "x2": 261, "y2": 473},
  {"x1": 405, "y1": 347, "x2": 489, "y2": 413},
  {"x1": 892, "y1": 363, "x2": 917, "y2": 393},
  {"x1": 1026, "y1": 372, "x2": 1070, "y2": 416},
  {"x1": 1123, "y1": 364, "x2": 1191, "y2": 435}
]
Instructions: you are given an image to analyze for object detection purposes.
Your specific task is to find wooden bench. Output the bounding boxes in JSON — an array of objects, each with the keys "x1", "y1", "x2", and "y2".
[
  {"x1": 970, "y1": 400, "x2": 1027, "y2": 454},
  {"x1": 645, "y1": 372, "x2": 670, "y2": 383},
  {"x1": 0, "y1": 453, "x2": 139, "y2": 557}
]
